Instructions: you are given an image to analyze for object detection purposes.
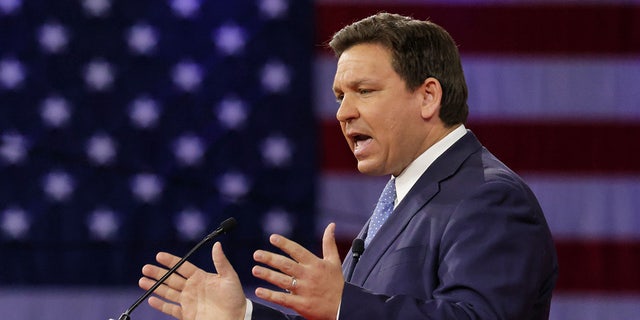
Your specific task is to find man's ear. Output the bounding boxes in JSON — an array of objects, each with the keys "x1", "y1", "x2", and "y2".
[{"x1": 420, "y1": 77, "x2": 442, "y2": 120}]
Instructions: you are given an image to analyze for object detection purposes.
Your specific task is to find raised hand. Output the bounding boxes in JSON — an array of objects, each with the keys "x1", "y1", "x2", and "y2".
[
  {"x1": 252, "y1": 223, "x2": 344, "y2": 320},
  {"x1": 139, "y1": 242, "x2": 247, "y2": 320}
]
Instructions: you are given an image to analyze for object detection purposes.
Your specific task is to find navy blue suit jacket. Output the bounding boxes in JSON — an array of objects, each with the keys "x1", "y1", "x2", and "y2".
[{"x1": 253, "y1": 131, "x2": 558, "y2": 319}]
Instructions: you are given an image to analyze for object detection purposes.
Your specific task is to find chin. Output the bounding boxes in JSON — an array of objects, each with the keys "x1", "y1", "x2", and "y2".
[{"x1": 356, "y1": 160, "x2": 386, "y2": 176}]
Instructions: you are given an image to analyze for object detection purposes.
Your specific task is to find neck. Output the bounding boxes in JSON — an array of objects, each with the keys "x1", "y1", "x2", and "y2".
[{"x1": 421, "y1": 123, "x2": 461, "y2": 155}]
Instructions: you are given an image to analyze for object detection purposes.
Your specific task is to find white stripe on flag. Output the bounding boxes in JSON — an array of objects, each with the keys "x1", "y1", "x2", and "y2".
[
  {"x1": 313, "y1": 55, "x2": 640, "y2": 121},
  {"x1": 317, "y1": 173, "x2": 387, "y2": 236},
  {"x1": 551, "y1": 293, "x2": 640, "y2": 320},
  {"x1": 525, "y1": 175, "x2": 640, "y2": 240},
  {"x1": 464, "y1": 56, "x2": 640, "y2": 121}
]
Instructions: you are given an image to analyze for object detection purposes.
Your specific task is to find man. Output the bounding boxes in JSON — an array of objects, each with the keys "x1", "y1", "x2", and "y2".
[{"x1": 139, "y1": 13, "x2": 558, "y2": 320}]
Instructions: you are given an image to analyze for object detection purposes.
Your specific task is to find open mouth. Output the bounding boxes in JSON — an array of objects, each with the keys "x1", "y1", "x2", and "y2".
[{"x1": 353, "y1": 134, "x2": 372, "y2": 152}]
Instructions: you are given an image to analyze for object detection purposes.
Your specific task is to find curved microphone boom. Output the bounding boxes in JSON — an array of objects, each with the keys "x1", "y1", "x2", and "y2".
[{"x1": 114, "y1": 217, "x2": 237, "y2": 320}]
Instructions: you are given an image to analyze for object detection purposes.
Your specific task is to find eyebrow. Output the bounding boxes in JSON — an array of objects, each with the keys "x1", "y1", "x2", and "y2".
[{"x1": 333, "y1": 78, "x2": 376, "y2": 94}]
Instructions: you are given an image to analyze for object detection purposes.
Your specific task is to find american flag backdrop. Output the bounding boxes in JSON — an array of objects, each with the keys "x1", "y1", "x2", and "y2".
[
  {"x1": 1, "y1": 0, "x2": 640, "y2": 319},
  {"x1": 0, "y1": 0, "x2": 315, "y2": 318}
]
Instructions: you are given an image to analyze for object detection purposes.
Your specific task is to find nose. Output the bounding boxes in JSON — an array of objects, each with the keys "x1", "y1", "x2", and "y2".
[{"x1": 336, "y1": 95, "x2": 358, "y2": 123}]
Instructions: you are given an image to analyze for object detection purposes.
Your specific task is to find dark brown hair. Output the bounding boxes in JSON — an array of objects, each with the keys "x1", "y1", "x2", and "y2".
[{"x1": 329, "y1": 13, "x2": 468, "y2": 126}]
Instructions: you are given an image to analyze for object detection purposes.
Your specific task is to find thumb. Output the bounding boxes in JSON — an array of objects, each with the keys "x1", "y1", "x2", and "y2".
[
  {"x1": 322, "y1": 222, "x2": 340, "y2": 262},
  {"x1": 212, "y1": 241, "x2": 236, "y2": 277}
]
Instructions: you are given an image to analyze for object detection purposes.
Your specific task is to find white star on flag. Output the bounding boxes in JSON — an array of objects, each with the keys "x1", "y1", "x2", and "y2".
[
  {"x1": 0, "y1": 58, "x2": 26, "y2": 90},
  {"x1": 127, "y1": 23, "x2": 158, "y2": 55},
  {"x1": 218, "y1": 171, "x2": 250, "y2": 202},
  {"x1": 40, "y1": 95, "x2": 72, "y2": 128},
  {"x1": 172, "y1": 60, "x2": 203, "y2": 92},
  {"x1": 82, "y1": 0, "x2": 111, "y2": 17},
  {"x1": 170, "y1": 0, "x2": 200, "y2": 19},
  {"x1": 0, "y1": 0, "x2": 21, "y2": 15},
  {"x1": 84, "y1": 59, "x2": 115, "y2": 91},
  {"x1": 214, "y1": 23, "x2": 246, "y2": 56},
  {"x1": 174, "y1": 207, "x2": 207, "y2": 241},
  {"x1": 261, "y1": 60, "x2": 290, "y2": 93},
  {"x1": 38, "y1": 22, "x2": 69, "y2": 54},
  {"x1": 216, "y1": 96, "x2": 248, "y2": 130},
  {"x1": 262, "y1": 207, "x2": 294, "y2": 237},
  {"x1": 1, "y1": 206, "x2": 30, "y2": 240},
  {"x1": 0, "y1": 132, "x2": 28, "y2": 165},
  {"x1": 87, "y1": 207, "x2": 119, "y2": 241},
  {"x1": 173, "y1": 133, "x2": 205, "y2": 166},
  {"x1": 129, "y1": 95, "x2": 161, "y2": 129},
  {"x1": 259, "y1": 0, "x2": 288, "y2": 19},
  {"x1": 261, "y1": 134, "x2": 292, "y2": 167},
  {"x1": 42, "y1": 170, "x2": 75, "y2": 202},
  {"x1": 130, "y1": 173, "x2": 163, "y2": 203},
  {"x1": 86, "y1": 133, "x2": 117, "y2": 166}
]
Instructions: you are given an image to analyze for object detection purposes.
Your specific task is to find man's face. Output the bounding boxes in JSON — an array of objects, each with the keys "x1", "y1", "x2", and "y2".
[{"x1": 333, "y1": 43, "x2": 428, "y2": 176}]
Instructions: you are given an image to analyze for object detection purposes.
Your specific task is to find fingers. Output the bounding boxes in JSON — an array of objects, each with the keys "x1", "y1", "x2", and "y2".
[
  {"x1": 255, "y1": 223, "x2": 340, "y2": 275},
  {"x1": 265, "y1": 223, "x2": 339, "y2": 265},
  {"x1": 252, "y1": 224, "x2": 344, "y2": 320},
  {"x1": 138, "y1": 276, "x2": 182, "y2": 303},
  {"x1": 268, "y1": 234, "x2": 315, "y2": 264},
  {"x1": 155, "y1": 252, "x2": 199, "y2": 278},
  {"x1": 252, "y1": 239, "x2": 310, "y2": 297},
  {"x1": 322, "y1": 223, "x2": 340, "y2": 262},
  {"x1": 252, "y1": 234, "x2": 312, "y2": 279},
  {"x1": 147, "y1": 296, "x2": 182, "y2": 319},
  {"x1": 253, "y1": 249, "x2": 301, "y2": 276},
  {"x1": 212, "y1": 241, "x2": 238, "y2": 278},
  {"x1": 141, "y1": 263, "x2": 187, "y2": 290},
  {"x1": 252, "y1": 265, "x2": 297, "y2": 292},
  {"x1": 252, "y1": 248, "x2": 297, "y2": 292},
  {"x1": 253, "y1": 223, "x2": 340, "y2": 285},
  {"x1": 254, "y1": 287, "x2": 300, "y2": 310}
]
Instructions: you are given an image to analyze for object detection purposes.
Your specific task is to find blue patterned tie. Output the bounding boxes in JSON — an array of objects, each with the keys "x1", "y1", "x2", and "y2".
[{"x1": 365, "y1": 178, "x2": 396, "y2": 247}]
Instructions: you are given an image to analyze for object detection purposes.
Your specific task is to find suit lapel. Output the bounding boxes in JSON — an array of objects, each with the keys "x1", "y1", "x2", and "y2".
[{"x1": 349, "y1": 131, "x2": 483, "y2": 286}]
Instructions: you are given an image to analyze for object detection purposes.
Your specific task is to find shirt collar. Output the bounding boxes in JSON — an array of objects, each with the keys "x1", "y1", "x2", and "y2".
[{"x1": 392, "y1": 124, "x2": 467, "y2": 207}]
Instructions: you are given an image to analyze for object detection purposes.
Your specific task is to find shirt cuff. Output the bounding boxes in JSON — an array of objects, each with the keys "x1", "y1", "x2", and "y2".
[{"x1": 244, "y1": 298, "x2": 253, "y2": 320}]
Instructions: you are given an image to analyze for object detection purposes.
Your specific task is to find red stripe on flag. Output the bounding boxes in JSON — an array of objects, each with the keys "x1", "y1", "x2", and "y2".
[
  {"x1": 469, "y1": 120, "x2": 640, "y2": 174},
  {"x1": 320, "y1": 120, "x2": 640, "y2": 174},
  {"x1": 315, "y1": 3, "x2": 640, "y2": 55},
  {"x1": 555, "y1": 239, "x2": 640, "y2": 293},
  {"x1": 320, "y1": 121, "x2": 356, "y2": 173}
]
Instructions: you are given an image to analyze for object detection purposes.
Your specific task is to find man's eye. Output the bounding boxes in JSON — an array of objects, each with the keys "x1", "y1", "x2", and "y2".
[
  {"x1": 335, "y1": 95, "x2": 344, "y2": 104},
  {"x1": 359, "y1": 89, "x2": 372, "y2": 94}
]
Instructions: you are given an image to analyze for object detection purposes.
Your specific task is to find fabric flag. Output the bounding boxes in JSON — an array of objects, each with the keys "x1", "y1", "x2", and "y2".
[
  {"x1": 0, "y1": 1, "x2": 315, "y2": 318},
  {"x1": 314, "y1": 1, "x2": 640, "y2": 319},
  {"x1": 0, "y1": 0, "x2": 315, "y2": 288}
]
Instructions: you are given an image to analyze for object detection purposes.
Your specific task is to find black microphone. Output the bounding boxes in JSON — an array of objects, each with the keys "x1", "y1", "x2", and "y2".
[
  {"x1": 346, "y1": 238, "x2": 365, "y2": 282},
  {"x1": 113, "y1": 217, "x2": 238, "y2": 320}
]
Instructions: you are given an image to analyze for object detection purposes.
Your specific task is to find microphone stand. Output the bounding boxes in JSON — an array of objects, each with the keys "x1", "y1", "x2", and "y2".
[{"x1": 114, "y1": 217, "x2": 237, "y2": 320}]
